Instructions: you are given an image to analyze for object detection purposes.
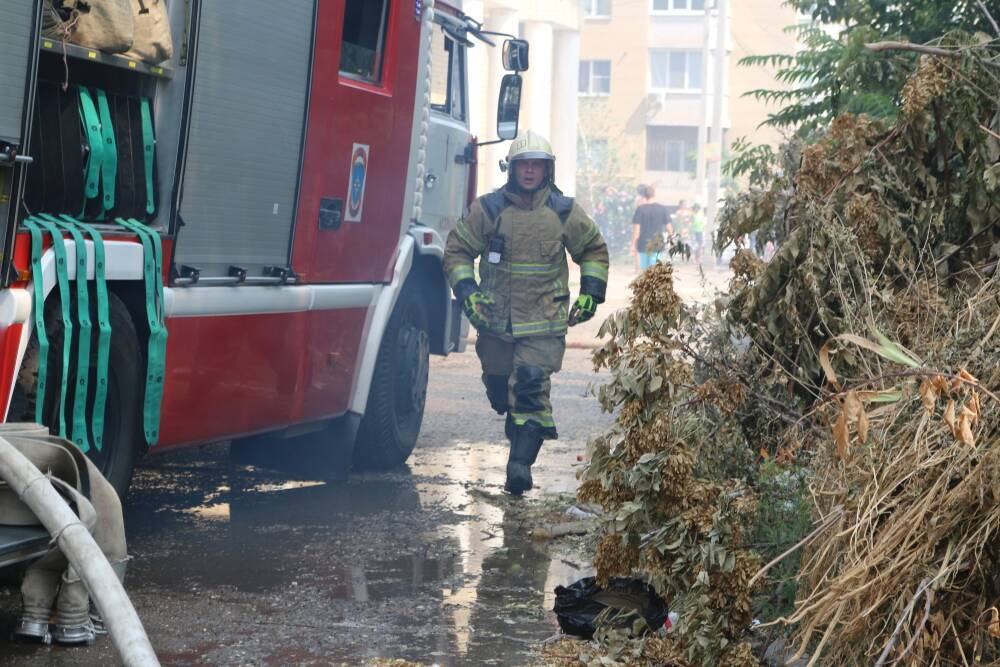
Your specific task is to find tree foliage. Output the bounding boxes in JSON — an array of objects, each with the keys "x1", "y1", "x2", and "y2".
[{"x1": 741, "y1": 0, "x2": 996, "y2": 132}]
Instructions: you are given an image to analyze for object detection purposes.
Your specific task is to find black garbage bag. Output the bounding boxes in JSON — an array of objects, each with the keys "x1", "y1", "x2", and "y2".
[{"x1": 553, "y1": 577, "x2": 669, "y2": 639}]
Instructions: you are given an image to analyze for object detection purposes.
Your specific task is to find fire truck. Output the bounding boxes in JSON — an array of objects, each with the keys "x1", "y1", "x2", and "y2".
[{"x1": 0, "y1": 0, "x2": 528, "y2": 534}]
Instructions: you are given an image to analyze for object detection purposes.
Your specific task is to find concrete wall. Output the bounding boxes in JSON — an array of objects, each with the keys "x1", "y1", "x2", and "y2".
[
  {"x1": 727, "y1": 0, "x2": 800, "y2": 154},
  {"x1": 463, "y1": 0, "x2": 582, "y2": 195}
]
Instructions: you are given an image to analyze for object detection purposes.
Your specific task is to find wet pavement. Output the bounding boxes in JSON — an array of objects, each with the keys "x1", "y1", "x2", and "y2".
[
  {"x1": 0, "y1": 262, "x2": 729, "y2": 666},
  {"x1": 0, "y1": 345, "x2": 611, "y2": 667}
]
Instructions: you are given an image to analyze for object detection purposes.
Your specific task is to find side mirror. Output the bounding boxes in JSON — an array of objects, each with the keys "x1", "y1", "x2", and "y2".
[
  {"x1": 502, "y1": 39, "x2": 529, "y2": 72},
  {"x1": 496, "y1": 74, "x2": 522, "y2": 141}
]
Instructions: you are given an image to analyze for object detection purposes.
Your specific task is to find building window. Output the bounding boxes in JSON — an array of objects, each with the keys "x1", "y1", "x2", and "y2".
[
  {"x1": 584, "y1": 0, "x2": 612, "y2": 18},
  {"x1": 646, "y1": 126, "x2": 697, "y2": 173},
  {"x1": 650, "y1": 50, "x2": 703, "y2": 91},
  {"x1": 429, "y1": 30, "x2": 466, "y2": 120},
  {"x1": 579, "y1": 60, "x2": 611, "y2": 95},
  {"x1": 652, "y1": 0, "x2": 705, "y2": 11},
  {"x1": 341, "y1": 0, "x2": 390, "y2": 83}
]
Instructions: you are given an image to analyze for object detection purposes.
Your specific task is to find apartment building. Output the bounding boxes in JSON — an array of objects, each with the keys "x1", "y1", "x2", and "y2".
[
  {"x1": 463, "y1": 0, "x2": 584, "y2": 194},
  {"x1": 579, "y1": 0, "x2": 798, "y2": 208}
]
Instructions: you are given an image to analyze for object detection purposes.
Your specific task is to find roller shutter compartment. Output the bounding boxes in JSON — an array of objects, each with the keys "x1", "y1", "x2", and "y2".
[{"x1": 174, "y1": 0, "x2": 315, "y2": 279}]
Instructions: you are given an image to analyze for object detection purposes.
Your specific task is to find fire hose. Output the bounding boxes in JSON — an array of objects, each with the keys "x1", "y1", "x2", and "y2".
[{"x1": 0, "y1": 434, "x2": 158, "y2": 665}]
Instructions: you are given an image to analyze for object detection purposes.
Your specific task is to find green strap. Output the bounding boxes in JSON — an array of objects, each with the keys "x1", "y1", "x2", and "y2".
[
  {"x1": 62, "y1": 216, "x2": 112, "y2": 452},
  {"x1": 29, "y1": 216, "x2": 74, "y2": 438},
  {"x1": 95, "y1": 89, "x2": 117, "y2": 215},
  {"x1": 140, "y1": 99, "x2": 155, "y2": 216},
  {"x1": 22, "y1": 219, "x2": 51, "y2": 426},
  {"x1": 42, "y1": 214, "x2": 92, "y2": 452},
  {"x1": 115, "y1": 218, "x2": 166, "y2": 446},
  {"x1": 78, "y1": 87, "x2": 104, "y2": 209}
]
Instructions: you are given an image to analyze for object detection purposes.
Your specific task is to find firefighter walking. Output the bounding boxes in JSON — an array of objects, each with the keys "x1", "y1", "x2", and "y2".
[{"x1": 443, "y1": 131, "x2": 609, "y2": 495}]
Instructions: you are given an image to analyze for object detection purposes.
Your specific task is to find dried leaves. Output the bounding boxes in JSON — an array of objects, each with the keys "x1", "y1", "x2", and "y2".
[
  {"x1": 628, "y1": 262, "x2": 682, "y2": 326},
  {"x1": 715, "y1": 37, "x2": 1000, "y2": 666},
  {"x1": 900, "y1": 55, "x2": 953, "y2": 119},
  {"x1": 988, "y1": 607, "x2": 1000, "y2": 639},
  {"x1": 580, "y1": 263, "x2": 759, "y2": 665},
  {"x1": 916, "y1": 371, "x2": 983, "y2": 446},
  {"x1": 581, "y1": 37, "x2": 1000, "y2": 667}
]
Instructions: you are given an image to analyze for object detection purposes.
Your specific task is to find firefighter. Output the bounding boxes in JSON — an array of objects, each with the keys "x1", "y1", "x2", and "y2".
[{"x1": 443, "y1": 130, "x2": 609, "y2": 495}]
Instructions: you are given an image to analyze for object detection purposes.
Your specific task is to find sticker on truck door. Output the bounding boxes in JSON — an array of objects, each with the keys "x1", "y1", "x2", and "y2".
[{"x1": 345, "y1": 143, "x2": 370, "y2": 223}]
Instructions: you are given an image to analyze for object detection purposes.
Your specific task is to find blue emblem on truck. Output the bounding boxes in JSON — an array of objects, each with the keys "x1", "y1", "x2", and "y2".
[{"x1": 346, "y1": 143, "x2": 369, "y2": 223}]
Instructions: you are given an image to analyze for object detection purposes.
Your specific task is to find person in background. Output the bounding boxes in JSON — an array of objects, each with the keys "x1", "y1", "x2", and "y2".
[
  {"x1": 675, "y1": 199, "x2": 692, "y2": 225},
  {"x1": 691, "y1": 202, "x2": 706, "y2": 264},
  {"x1": 631, "y1": 185, "x2": 671, "y2": 272},
  {"x1": 673, "y1": 199, "x2": 693, "y2": 256},
  {"x1": 629, "y1": 185, "x2": 650, "y2": 272}
]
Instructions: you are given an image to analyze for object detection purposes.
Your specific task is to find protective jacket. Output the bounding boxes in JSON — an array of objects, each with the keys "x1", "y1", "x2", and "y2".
[{"x1": 444, "y1": 185, "x2": 609, "y2": 337}]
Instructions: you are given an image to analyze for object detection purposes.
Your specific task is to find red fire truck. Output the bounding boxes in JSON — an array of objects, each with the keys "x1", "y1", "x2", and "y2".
[{"x1": 0, "y1": 0, "x2": 528, "y2": 517}]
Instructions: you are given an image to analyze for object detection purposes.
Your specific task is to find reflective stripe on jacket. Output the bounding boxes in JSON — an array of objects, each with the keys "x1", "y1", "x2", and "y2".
[{"x1": 443, "y1": 185, "x2": 609, "y2": 337}]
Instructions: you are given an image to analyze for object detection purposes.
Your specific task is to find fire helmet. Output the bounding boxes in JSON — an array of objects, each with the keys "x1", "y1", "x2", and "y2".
[{"x1": 507, "y1": 130, "x2": 555, "y2": 163}]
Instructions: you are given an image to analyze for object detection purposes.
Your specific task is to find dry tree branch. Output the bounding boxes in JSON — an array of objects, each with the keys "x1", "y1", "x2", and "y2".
[
  {"x1": 977, "y1": 0, "x2": 1000, "y2": 38},
  {"x1": 981, "y1": 123, "x2": 1000, "y2": 141},
  {"x1": 865, "y1": 41, "x2": 1000, "y2": 69},
  {"x1": 678, "y1": 341, "x2": 826, "y2": 433},
  {"x1": 873, "y1": 578, "x2": 934, "y2": 667},
  {"x1": 895, "y1": 585, "x2": 935, "y2": 665},
  {"x1": 805, "y1": 602, "x2": 846, "y2": 667},
  {"x1": 934, "y1": 218, "x2": 1000, "y2": 267}
]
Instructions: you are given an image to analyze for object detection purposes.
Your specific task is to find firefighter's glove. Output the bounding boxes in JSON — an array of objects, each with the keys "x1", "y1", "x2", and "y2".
[
  {"x1": 568, "y1": 294, "x2": 597, "y2": 326},
  {"x1": 463, "y1": 291, "x2": 496, "y2": 331}
]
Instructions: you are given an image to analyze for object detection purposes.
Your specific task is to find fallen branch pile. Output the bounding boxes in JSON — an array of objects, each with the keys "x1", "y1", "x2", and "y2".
[{"x1": 576, "y1": 31, "x2": 1000, "y2": 666}]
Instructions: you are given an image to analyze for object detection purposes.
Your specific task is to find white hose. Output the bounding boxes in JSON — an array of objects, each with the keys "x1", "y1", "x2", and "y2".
[{"x1": 0, "y1": 436, "x2": 158, "y2": 666}]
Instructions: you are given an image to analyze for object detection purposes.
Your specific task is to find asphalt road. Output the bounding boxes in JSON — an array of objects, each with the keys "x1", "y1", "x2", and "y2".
[{"x1": 0, "y1": 260, "x2": 729, "y2": 666}]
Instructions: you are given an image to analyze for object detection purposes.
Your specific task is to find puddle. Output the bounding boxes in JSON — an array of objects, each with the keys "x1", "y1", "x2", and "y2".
[
  {"x1": 0, "y1": 351, "x2": 611, "y2": 666},
  {"x1": 111, "y1": 439, "x2": 591, "y2": 665}
]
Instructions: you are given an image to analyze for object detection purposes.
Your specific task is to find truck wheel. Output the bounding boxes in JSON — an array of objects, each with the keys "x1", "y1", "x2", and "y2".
[
  {"x1": 353, "y1": 281, "x2": 430, "y2": 470},
  {"x1": 12, "y1": 292, "x2": 142, "y2": 499}
]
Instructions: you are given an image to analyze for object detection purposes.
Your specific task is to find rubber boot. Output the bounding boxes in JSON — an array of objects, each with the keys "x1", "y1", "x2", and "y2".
[{"x1": 505, "y1": 422, "x2": 544, "y2": 496}]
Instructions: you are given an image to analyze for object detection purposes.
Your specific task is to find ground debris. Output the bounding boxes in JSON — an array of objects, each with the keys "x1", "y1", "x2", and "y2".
[
  {"x1": 531, "y1": 521, "x2": 597, "y2": 541},
  {"x1": 538, "y1": 635, "x2": 688, "y2": 667}
]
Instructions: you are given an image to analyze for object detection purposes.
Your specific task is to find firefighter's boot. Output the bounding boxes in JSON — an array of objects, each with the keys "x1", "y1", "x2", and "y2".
[{"x1": 505, "y1": 422, "x2": 544, "y2": 495}]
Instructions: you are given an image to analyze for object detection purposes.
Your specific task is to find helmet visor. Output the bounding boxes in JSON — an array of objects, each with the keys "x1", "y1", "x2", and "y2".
[{"x1": 510, "y1": 151, "x2": 555, "y2": 161}]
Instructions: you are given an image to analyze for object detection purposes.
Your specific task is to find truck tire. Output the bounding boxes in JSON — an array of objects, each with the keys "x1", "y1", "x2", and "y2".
[
  {"x1": 352, "y1": 281, "x2": 430, "y2": 470},
  {"x1": 12, "y1": 292, "x2": 142, "y2": 499}
]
